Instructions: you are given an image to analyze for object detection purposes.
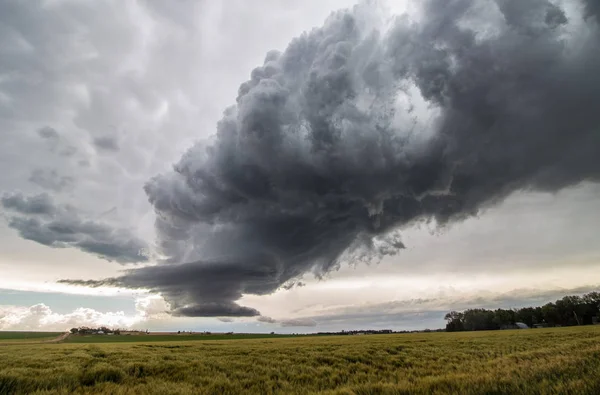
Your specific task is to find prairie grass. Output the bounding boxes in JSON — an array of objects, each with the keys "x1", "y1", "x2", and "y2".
[{"x1": 1, "y1": 326, "x2": 600, "y2": 394}]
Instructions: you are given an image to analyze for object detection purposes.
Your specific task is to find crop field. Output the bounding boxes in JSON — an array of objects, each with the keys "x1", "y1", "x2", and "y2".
[
  {"x1": 64, "y1": 333, "x2": 301, "y2": 343},
  {"x1": 1, "y1": 326, "x2": 600, "y2": 394},
  {"x1": 0, "y1": 331, "x2": 63, "y2": 343}
]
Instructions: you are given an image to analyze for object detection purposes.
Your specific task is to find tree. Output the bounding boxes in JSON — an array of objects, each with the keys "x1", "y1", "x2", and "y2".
[
  {"x1": 462, "y1": 309, "x2": 497, "y2": 331},
  {"x1": 541, "y1": 303, "x2": 560, "y2": 326},
  {"x1": 78, "y1": 326, "x2": 91, "y2": 335},
  {"x1": 70, "y1": 328, "x2": 78, "y2": 334},
  {"x1": 515, "y1": 307, "x2": 542, "y2": 327},
  {"x1": 493, "y1": 309, "x2": 516, "y2": 328},
  {"x1": 444, "y1": 311, "x2": 464, "y2": 332}
]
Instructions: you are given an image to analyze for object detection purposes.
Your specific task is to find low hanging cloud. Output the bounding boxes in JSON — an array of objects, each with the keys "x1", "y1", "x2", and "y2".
[
  {"x1": 61, "y1": 0, "x2": 600, "y2": 317},
  {"x1": 257, "y1": 316, "x2": 278, "y2": 324},
  {"x1": 257, "y1": 315, "x2": 317, "y2": 327},
  {"x1": 280, "y1": 318, "x2": 318, "y2": 328},
  {"x1": 1, "y1": 192, "x2": 148, "y2": 264}
]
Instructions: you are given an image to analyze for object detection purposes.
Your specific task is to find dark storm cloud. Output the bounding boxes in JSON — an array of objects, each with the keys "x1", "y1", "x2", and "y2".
[
  {"x1": 1, "y1": 193, "x2": 147, "y2": 264},
  {"x1": 67, "y1": 0, "x2": 600, "y2": 316},
  {"x1": 174, "y1": 303, "x2": 260, "y2": 317},
  {"x1": 281, "y1": 281, "x2": 306, "y2": 290},
  {"x1": 257, "y1": 316, "x2": 278, "y2": 324},
  {"x1": 93, "y1": 136, "x2": 120, "y2": 152},
  {"x1": 29, "y1": 169, "x2": 74, "y2": 192},
  {"x1": 1, "y1": 192, "x2": 56, "y2": 215},
  {"x1": 583, "y1": 0, "x2": 600, "y2": 19}
]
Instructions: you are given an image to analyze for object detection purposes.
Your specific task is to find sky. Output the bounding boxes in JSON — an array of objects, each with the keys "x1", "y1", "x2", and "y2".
[{"x1": 0, "y1": 0, "x2": 599, "y2": 333}]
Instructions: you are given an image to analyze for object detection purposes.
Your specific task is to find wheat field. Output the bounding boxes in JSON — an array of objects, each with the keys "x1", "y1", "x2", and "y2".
[
  {"x1": 1, "y1": 326, "x2": 600, "y2": 394},
  {"x1": 0, "y1": 332, "x2": 63, "y2": 343}
]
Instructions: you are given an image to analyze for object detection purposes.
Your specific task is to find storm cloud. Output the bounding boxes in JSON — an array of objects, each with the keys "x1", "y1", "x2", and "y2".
[
  {"x1": 63, "y1": 0, "x2": 600, "y2": 317},
  {"x1": 1, "y1": 193, "x2": 148, "y2": 264}
]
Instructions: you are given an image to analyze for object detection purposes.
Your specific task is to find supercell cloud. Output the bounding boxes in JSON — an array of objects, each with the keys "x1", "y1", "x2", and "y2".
[{"x1": 59, "y1": 0, "x2": 600, "y2": 317}]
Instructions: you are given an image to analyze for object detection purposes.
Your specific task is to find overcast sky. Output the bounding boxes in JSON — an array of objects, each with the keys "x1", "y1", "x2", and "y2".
[{"x1": 1, "y1": 0, "x2": 599, "y2": 333}]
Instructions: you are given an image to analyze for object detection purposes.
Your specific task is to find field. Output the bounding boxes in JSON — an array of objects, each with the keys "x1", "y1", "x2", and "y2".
[
  {"x1": 0, "y1": 331, "x2": 63, "y2": 343},
  {"x1": 1, "y1": 326, "x2": 600, "y2": 394},
  {"x1": 64, "y1": 333, "x2": 301, "y2": 343}
]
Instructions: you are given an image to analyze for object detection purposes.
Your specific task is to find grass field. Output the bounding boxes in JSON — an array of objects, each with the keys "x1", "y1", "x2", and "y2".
[
  {"x1": 0, "y1": 331, "x2": 63, "y2": 343},
  {"x1": 1, "y1": 326, "x2": 600, "y2": 394},
  {"x1": 64, "y1": 333, "x2": 301, "y2": 343}
]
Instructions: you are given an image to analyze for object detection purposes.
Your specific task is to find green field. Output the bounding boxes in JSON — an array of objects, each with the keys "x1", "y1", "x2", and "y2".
[
  {"x1": 0, "y1": 331, "x2": 63, "y2": 342},
  {"x1": 1, "y1": 326, "x2": 600, "y2": 394},
  {"x1": 65, "y1": 333, "x2": 301, "y2": 343}
]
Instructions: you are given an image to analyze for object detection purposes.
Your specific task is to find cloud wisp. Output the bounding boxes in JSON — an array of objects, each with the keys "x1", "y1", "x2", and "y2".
[{"x1": 61, "y1": 0, "x2": 600, "y2": 317}]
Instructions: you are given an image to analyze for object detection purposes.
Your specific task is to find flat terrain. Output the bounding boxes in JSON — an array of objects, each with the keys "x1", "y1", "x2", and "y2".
[
  {"x1": 1, "y1": 326, "x2": 600, "y2": 394},
  {"x1": 0, "y1": 331, "x2": 64, "y2": 343},
  {"x1": 65, "y1": 333, "x2": 299, "y2": 343}
]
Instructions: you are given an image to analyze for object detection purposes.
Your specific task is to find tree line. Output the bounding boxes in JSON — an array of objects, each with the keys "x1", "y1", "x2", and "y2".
[
  {"x1": 445, "y1": 291, "x2": 600, "y2": 332},
  {"x1": 70, "y1": 326, "x2": 119, "y2": 335},
  {"x1": 69, "y1": 327, "x2": 148, "y2": 335}
]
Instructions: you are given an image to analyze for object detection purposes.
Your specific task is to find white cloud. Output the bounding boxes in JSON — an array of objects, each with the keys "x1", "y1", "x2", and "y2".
[
  {"x1": 0, "y1": 295, "x2": 170, "y2": 331},
  {"x1": 0, "y1": 304, "x2": 137, "y2": 331},
  {"x1": 134, "y1": 295, "x2": 170, "y2": 319}
]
